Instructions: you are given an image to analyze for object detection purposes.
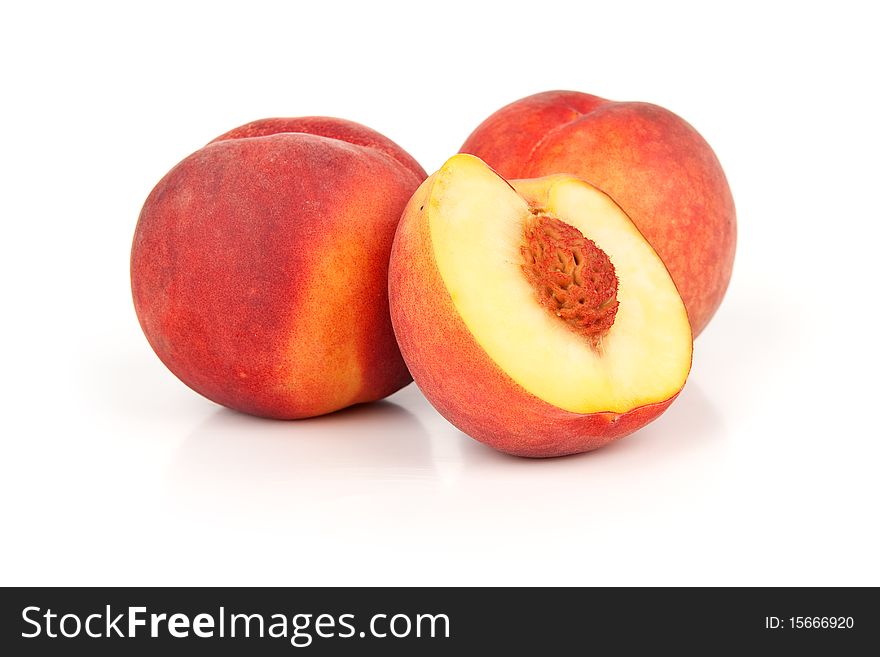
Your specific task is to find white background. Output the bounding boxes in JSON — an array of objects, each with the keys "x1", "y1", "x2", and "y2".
[{"x1": 2, "y1": 1, "x2": 878, "y2": 586}]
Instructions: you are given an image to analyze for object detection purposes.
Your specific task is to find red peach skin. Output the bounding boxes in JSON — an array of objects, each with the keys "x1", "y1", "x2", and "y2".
[{"x1": 132, "y1": 118, "x2": 425, "y2": 418}]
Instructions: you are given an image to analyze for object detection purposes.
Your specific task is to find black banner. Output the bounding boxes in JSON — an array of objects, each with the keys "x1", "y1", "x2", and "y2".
[{"x1": 1, "y1": 587, "x2": 875, "y2": 654}]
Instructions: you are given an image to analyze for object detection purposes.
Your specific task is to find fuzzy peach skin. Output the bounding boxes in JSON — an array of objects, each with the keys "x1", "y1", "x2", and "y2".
[
  {"x1": 388, "y1": 171, "x2": 687, "y2": 458},
  {"x1": 132, "y1": 118, "x2": 426, "y2": 419},
  {"x1": 461, "y1": 90, "x2": 736, "y2": 336}
]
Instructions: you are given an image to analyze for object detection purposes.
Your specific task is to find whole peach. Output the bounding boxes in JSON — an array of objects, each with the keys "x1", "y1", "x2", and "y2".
[{"x1": 132, "y1": 118, "x2": 425, "y2": 418}]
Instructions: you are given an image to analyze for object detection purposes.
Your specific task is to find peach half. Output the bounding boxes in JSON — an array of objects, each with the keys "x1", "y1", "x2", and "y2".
[{"x1": 389, "y1": 155, "x2": 692, "y2": 457}]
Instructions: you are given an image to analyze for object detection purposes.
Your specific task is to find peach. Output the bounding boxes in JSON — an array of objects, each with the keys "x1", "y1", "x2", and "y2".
[
  {"x1": 131, "y1": 117, "x2": 426, "y2": 419},
  {"x1": 389, "y1": 155, "x2": 692, "y2": 457},
  {"x1": 461, "y1": 90, "x2": 736, "y2": 336}
]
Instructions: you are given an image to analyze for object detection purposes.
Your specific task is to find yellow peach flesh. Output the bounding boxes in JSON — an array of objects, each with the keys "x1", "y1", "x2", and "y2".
[{"x1": 428, "y1": 154, "x2": 691, "y2": 414}]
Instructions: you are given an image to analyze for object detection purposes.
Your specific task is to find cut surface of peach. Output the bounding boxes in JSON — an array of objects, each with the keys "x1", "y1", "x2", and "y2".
[{"x1": 428, "y1": 154, "x2": 691, "y2": 415}]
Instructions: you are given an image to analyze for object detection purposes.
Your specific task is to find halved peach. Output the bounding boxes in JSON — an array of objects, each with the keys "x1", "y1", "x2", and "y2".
[{"x1": 388, "y1": 154, "x2": 692, "y2": 457}]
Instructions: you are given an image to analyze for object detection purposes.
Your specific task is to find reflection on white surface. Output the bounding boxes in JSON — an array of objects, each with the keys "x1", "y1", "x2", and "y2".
[
  {"x1": 162, "y1": 381, "x2": 727, "y2": 541},
  {"x1": 167, "y1": 398, "x2": 436, "y2": 520}
]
